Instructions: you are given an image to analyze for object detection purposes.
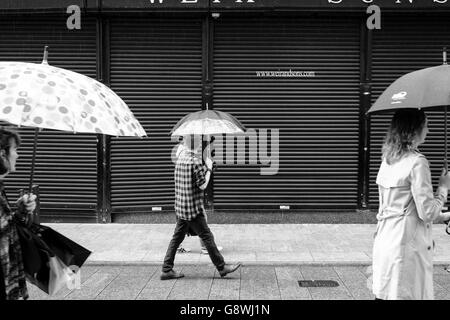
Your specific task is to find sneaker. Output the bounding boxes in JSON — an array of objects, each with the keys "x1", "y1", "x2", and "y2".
[
  {"x1": 177, "y1": 246, "x2": 191, "y2": 253},
  {"x1": 201, "y1": 246, "x2": 223, "y2": 255},
  {"x1": 160, "y1": 270, "x2": 185, "y2": 280}
]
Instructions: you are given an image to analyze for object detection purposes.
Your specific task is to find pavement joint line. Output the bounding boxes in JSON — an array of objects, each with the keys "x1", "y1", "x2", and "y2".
[
  {"x1": 332, "y1": 266, "x2": 353, "y2": 298},
  {"x1": 273, "y1": 266, "x2": 282, "y2": 300},
  {"x1": 95, "y1": 271, "x2": 121, "y2": 300}
]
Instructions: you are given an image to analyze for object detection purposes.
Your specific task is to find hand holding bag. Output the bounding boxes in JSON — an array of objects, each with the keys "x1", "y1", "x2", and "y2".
[{"x1": 7, "y1": 188, "x2": 90, "y2": 295}]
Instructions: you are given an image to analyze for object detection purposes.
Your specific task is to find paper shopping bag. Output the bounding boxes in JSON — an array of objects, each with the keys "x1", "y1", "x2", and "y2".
[{"x1": 47, "y1": 256, "x2": 76, "y2": 295}]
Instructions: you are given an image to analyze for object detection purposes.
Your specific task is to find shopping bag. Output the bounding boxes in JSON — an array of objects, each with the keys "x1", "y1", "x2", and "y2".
[
  {"x1": 24, "y1": 251, "x2": 75, "y2": 295},
  {"x1": 187, "y1": 226, "x2": 198, "y2": 237},
  {"x1": 38, "y1": 225, "x2": 91, "y2": 268},
  {"x1": 47, "y1": 255, "x2": 76, "y2": 295},
  {"x1": 24, "y1": 250, "x2": 52, "y2": 294},
  {"x1": 15, "y1": 222, "x2": 52, "y2": 276},
  {"x1": 15, "y1": 222, "x2": 90, "y2": 295},
  {"x1": 15, "y1": 222, "x2": 55, "y2": 294}
]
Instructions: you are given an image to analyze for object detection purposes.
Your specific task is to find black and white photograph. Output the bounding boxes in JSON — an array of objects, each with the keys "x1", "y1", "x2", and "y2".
[{"x1": 1, "y1": 0, "x2": 450, "y2": 314}]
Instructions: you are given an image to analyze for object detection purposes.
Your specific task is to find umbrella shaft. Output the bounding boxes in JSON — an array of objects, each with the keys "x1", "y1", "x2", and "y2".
[{"x1": 29, "y1": 128, "x2": 39, "y2": 194}]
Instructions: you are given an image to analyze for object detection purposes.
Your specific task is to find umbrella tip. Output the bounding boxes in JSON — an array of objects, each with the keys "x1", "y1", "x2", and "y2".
[
  {"x1": 444, "y1": 47, "x2": 447, "y2": 65},
  {"x1": 42, "y1": 46, "x2": 49, "y2": 65}
]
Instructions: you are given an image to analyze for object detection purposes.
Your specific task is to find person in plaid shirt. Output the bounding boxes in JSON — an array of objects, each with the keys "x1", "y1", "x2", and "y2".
[{"x1": 161, "y1": 134, "x2": 241, "y2": 280}]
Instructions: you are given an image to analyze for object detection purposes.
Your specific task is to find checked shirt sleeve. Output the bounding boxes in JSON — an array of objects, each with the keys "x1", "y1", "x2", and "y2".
[{"x1": 193, "y1": 157, "x2": 207, "y2": 188}]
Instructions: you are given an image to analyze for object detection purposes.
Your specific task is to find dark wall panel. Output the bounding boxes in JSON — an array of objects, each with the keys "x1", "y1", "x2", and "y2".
[
  {"x1": 213, "y1": 15, "x2": 361, "y2": 210},
  {"x1": 109, "y1": 17, "x2": 203, "y2": 215},
  {"x1": 369, "y1": 13, "x2": 450, "y2": 207},
  {"x1": 0, "y1": 15, "x2": 98, "y2": 222}
]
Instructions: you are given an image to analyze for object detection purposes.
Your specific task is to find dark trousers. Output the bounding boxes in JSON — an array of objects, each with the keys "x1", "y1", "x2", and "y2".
[{"x1": 162, "y1": 214, "x2": 225, "y2": 272}]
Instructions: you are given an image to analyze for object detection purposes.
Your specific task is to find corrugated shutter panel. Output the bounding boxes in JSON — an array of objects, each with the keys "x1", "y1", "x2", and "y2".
[
  {"x1": 0, "y1": 15, "x2": 98, "y2": 222},
  {"x1": 213, "y1": 15, "x2": 361, "y2": 210},
  {"x1": 369, "y1": 13, "x2": 450, "y2": 207},
  {"x1": 109, "y1": 17, "x2": 202, "y2": 215}
]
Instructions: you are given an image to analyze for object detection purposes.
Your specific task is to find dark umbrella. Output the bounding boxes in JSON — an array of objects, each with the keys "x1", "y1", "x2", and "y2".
[
  {"x1": 367, "y1": 47, "x2": 449, "y2": 167},
  {"x1": 367, "y1": 47, "x2": 450, "y2": 234}
]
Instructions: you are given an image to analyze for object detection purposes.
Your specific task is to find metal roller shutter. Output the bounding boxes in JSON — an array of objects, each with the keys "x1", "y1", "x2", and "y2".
[
  {"x1": 0, "y1": 15, "x2": 99, "y2": 222},
  {"x1": 213, "y1": 14, "x2": 361, "y2": 210},
  {"x1": 109, "y1": 17, "x2": 202, "y2": 215},
  {"x1": 369, "y1": 13, "x2": 450, "y2": 207}
]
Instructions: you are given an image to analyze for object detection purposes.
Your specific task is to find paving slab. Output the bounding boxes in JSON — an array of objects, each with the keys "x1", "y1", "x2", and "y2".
[
  {"x1": 64, "y1": 267, "x2": 121, "y2": 300},
  {"x1": 275, "y1": 266, "x2": 312, "y2": 300},
  {"x1": 333, "y1": 266, "x2": 373, "y2": 300},
  {"x1": 136, "y1": 267, "x2": 181, "y2": 300},
  {"x1": 299, "y1": 266, "x2": 353, "y2": 300},
  {"x1": 209, "y1": 270, "x2": 241, "y2": 300},
  {"x1": 240, "y1": 266, "x2": 281, "y2": 300},
  {"x1": 167, "y1": 265, "x2": 215, "y2": 300},
  {"x1": 95, "y1": 266, "x2": 155, "y2": 300}
]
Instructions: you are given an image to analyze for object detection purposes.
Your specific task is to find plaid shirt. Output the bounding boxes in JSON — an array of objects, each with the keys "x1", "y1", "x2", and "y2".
[{"x1": 174, "y1": 149, "x2": 208, "y2": 221}]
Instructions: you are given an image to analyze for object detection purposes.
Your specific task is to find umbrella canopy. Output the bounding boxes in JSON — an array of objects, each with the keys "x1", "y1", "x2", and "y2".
[
  {"x1": 0, "y1": 61, "x2": 146, "y2": 137},
  {"x1": 367, "y1": 64, "x2": 450, "y2": 114},
  {"x1": 170, "y1": 109, "x2": 246, "y2": 136},
  {"x1": 367, "y1": 49, "x2": 450, "y2": 162},
  {"x1": 0, "y1": 46, "x2": 146, "y2": 193}
]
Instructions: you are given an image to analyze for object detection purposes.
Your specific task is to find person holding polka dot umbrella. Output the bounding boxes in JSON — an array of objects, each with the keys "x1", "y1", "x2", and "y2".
[{"x1": 0, "y1": 46, "x2": 147, "y2": 193}]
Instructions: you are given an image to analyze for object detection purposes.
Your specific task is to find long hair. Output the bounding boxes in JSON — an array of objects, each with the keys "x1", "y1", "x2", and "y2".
[
  {"x1": 0, "y1": 127, "x2": 21, "y2": 175},
  {"x1": 381, "y1": 109, "x2": 426, "y2": 165}
]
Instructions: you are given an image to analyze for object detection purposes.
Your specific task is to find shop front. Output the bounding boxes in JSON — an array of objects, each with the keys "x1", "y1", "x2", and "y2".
[{"x1": 0, "y1": 1, "x2": 449, "y2": 222}]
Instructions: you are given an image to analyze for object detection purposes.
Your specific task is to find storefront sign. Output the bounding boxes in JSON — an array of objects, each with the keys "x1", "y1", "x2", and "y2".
[
  {"x1": 0, "y1": 0, "x2": 94, "y2": 10},
  {"x1": 101, "y1": 0, "x2": 450, "y2": 9},
  {"x1": 0, "y1": 0, "x2": 449, "y2": 11}
]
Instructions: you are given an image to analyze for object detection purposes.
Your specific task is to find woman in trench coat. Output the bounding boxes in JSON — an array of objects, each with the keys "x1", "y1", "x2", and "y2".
[{"x1": 372, "y1": 109, "x2": 450, "y2": 300}]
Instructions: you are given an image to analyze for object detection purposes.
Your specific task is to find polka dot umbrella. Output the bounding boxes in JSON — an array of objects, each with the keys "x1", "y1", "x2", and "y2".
[{"x1": 0, "y1": 46, "x2": 147, "y2": 192}]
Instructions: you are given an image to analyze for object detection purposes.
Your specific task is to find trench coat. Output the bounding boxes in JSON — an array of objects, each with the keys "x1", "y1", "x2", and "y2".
[{"x1": 372, "y1": 151, "x2": 448, "y2": 300}]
